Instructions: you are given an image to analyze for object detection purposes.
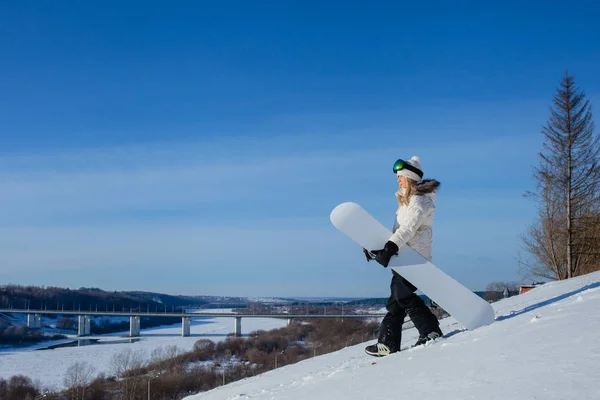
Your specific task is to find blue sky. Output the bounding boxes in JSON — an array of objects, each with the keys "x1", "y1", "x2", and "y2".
[{"x1": 1, "y1": 1, "x2": 599, "y2": 297}]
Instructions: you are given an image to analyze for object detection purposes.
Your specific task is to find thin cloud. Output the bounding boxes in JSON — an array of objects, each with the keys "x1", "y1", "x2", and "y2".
[{"x1": 0, "y1": 131, "x2": 540, "y2": 294}]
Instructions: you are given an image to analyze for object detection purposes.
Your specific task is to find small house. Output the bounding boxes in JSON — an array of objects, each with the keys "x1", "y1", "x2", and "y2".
[{"x1": 519, "y1": 282, "x2": 544, "y2": 295}]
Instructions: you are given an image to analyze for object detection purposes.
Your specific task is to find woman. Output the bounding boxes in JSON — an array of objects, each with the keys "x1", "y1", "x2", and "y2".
[{"x1": 364, "y1": 156, "x2": 443, "y2": 357}]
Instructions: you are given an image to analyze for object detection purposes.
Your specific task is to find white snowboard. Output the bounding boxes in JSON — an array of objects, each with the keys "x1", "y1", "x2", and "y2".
[{"x1": 330, "y1": 202, "x2": 495, "y2": 331}]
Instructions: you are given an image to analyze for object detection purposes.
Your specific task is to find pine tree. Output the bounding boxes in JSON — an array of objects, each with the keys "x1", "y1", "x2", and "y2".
[{"x1": 522, "y1": 71, "x2": 600, "y2": 280}]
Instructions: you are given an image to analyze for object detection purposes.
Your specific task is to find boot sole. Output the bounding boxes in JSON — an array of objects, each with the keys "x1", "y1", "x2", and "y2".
[
  {"x1": 409, "y1": 335, "x2": 443, "y2": 350},
  {"x1": 365, "y1": 349, "x2": 388, "y2": 357},
  {"x1": 365, "y1": 347, "x2": 395, "y2": 357}
]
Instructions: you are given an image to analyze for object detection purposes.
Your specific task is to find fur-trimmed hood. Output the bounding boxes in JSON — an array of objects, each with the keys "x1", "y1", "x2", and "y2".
[
  {"x1": 415, "y1": 179, "x2": 440, "y2": 195},
  {"x1": 395, "y1": 179, "x2": 441, "y2": 198}
]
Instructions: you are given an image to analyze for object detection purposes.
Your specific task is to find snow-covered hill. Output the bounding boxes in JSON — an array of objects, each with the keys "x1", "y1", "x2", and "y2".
[{"x1": 185, "y1": 271, "x2": 600, "y2": 400}]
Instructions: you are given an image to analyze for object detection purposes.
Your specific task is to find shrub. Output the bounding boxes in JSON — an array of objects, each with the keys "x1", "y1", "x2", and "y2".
[
  {"x1": 193, "y1": 339, "x2": 216, "y2": 360},
  {"x1": 0, "y1": 375, "x2": 39, "y2": 400}
]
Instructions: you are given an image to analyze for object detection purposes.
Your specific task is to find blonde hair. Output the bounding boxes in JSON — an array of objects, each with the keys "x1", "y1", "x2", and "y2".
[{"x1": 396, "y1": 178, "x2": 418, "y2": 207}]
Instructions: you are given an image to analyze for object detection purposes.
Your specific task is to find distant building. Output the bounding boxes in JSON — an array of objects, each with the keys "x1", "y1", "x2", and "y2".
[
  {"x1": 519, "y1": 282, "x2": 544, "y2": 295},
  {"x1": 503, "y1": 288, "x2": 510, "y2": 298}
]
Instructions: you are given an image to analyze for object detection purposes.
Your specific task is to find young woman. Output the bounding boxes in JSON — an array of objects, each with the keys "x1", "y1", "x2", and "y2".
[{"x1": 364, "y1": 156, "x2": 443, "y2": 357}]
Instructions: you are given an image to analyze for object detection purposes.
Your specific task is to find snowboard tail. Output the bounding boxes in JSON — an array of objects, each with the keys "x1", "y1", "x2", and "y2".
[{"x1": 330, "y1": 202, "x2": 495, "y2": 331}]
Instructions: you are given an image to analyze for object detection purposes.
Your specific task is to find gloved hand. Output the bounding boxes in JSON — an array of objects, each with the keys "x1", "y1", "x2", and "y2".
[
  {"x1": 363, "y1": 248, "x2": 375, "y2": 262},
  {"x1": 371, "y1": 241, "x2": 399, "y2": 268}
]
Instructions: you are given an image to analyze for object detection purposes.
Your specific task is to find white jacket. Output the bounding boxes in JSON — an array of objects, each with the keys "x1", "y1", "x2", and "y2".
[{"x1": 389, "y1": 180, "x2": 440, "y2": 262}]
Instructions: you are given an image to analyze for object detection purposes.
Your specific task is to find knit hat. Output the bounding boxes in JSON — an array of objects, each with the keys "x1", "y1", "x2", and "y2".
[{"x1": 395, "y1": 156, "x2": 423, "y2": 182}]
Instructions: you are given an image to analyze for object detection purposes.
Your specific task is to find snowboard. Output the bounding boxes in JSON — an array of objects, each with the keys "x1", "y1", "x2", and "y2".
[{"x1": 330, "y1": 202, "x2": 495, "y2": 331}]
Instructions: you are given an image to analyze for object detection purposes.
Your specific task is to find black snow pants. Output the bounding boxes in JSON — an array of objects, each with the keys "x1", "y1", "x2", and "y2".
[{"x1": 378, "y1": 270, "x2": 440, "y2": 351}]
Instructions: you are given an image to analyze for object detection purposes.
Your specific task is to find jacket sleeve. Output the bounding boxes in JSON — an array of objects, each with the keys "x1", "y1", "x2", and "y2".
[{"x1": 388, "y1": 197, "x2": 428, "y2": 248}]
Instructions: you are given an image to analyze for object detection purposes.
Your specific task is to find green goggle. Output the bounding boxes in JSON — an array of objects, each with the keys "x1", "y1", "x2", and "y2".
[{"x1": 392, "y1": 159, "x2": 424, "y2": 178}]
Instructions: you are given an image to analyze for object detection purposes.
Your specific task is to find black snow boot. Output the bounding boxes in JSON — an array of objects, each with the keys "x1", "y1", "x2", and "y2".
[
  {"x1": 365, "y1": 342, "x2": 396, "y2": 357},
  {"x1": 414, "y1": 327, "x2": 443, "y2": 347}
]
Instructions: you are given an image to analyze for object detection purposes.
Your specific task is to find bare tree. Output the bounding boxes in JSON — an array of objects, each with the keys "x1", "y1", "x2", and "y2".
[
  {"x1": 63, "y1": 361, "x2": 96, "y2": 400},
  {"x1": 110, "y1": 348, "x2": 147, "y2": 400},
  {"x1": 152, "y1": 344, "x2": 182, "y2": 361},
  {"x1": 150, "y1": 344, "x2": 183, "y2": 372},
  {"x1": 523, "y1": 71, "x2": 600, "y2": 280}
]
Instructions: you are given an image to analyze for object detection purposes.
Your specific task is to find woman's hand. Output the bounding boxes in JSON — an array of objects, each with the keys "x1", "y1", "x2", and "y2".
[{"x1": 372, "y1": 241, "x2": 399, "y2": 268}]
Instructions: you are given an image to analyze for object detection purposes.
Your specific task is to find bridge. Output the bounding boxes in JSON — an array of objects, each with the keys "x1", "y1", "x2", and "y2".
[{"x1": 0, "y1": 308, "x2": 386, "y2": 338}]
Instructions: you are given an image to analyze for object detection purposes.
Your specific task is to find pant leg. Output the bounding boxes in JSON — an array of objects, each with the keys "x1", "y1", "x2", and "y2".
[
  {"x1": 401, "y1": 294, "x2": 440, "y2": 336},
  {"x1": 377, "y1": 296, "x2": 406, "y2": 352},
  {"x1": 376, "y1": 271, "x2": 413, "y2": 350},
  {"x1": 390, "y1": 271, "x2": 440, "y2": 337}
]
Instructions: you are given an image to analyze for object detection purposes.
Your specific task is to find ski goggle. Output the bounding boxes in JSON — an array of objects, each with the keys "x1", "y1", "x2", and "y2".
[{"x1": 392, "y1": 159, "x2": 424, "y2": 178}]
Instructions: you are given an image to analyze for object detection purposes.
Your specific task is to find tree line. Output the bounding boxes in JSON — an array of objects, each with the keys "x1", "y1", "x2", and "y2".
[{"x1": 0, "y1": 285, "x2": 209, "y2": 312}]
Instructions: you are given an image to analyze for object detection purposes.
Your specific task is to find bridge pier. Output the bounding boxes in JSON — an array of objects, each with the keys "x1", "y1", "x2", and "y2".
[
  {"x1": 234, "y1": 317, "x2": 242, "y2": 337},
  {"x1": 182, "y1": 317, "x2": 190, "y2": 337},
  {"x1": 27, "y1": 314, "x2": 41, "y2": 329},
  {"x1": 129, "y1": 316, "x2": 140, "y2": 337},
  {"x1": 287, "y1": 318, "x2": 293, "y2": 326},
  {"x1": 78, "y1": 315, "x2": 91, "y2": 336}
]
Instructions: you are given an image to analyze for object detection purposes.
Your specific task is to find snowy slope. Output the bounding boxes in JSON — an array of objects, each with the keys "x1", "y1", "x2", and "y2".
[{"x1": 185, "y1": 271, "x2": 600, "y2": 400}]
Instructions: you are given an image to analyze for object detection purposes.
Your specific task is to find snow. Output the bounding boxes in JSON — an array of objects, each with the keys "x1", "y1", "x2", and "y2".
[
  {"x1": 184, "y1": 271, "x2": 600, "y2": 400},
  {"x1": 353, "y1": 306, "x2": 387, "y2": 314},
  {"x1": 0, "y1": 313, "x2": 287, "y2": 391}
]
